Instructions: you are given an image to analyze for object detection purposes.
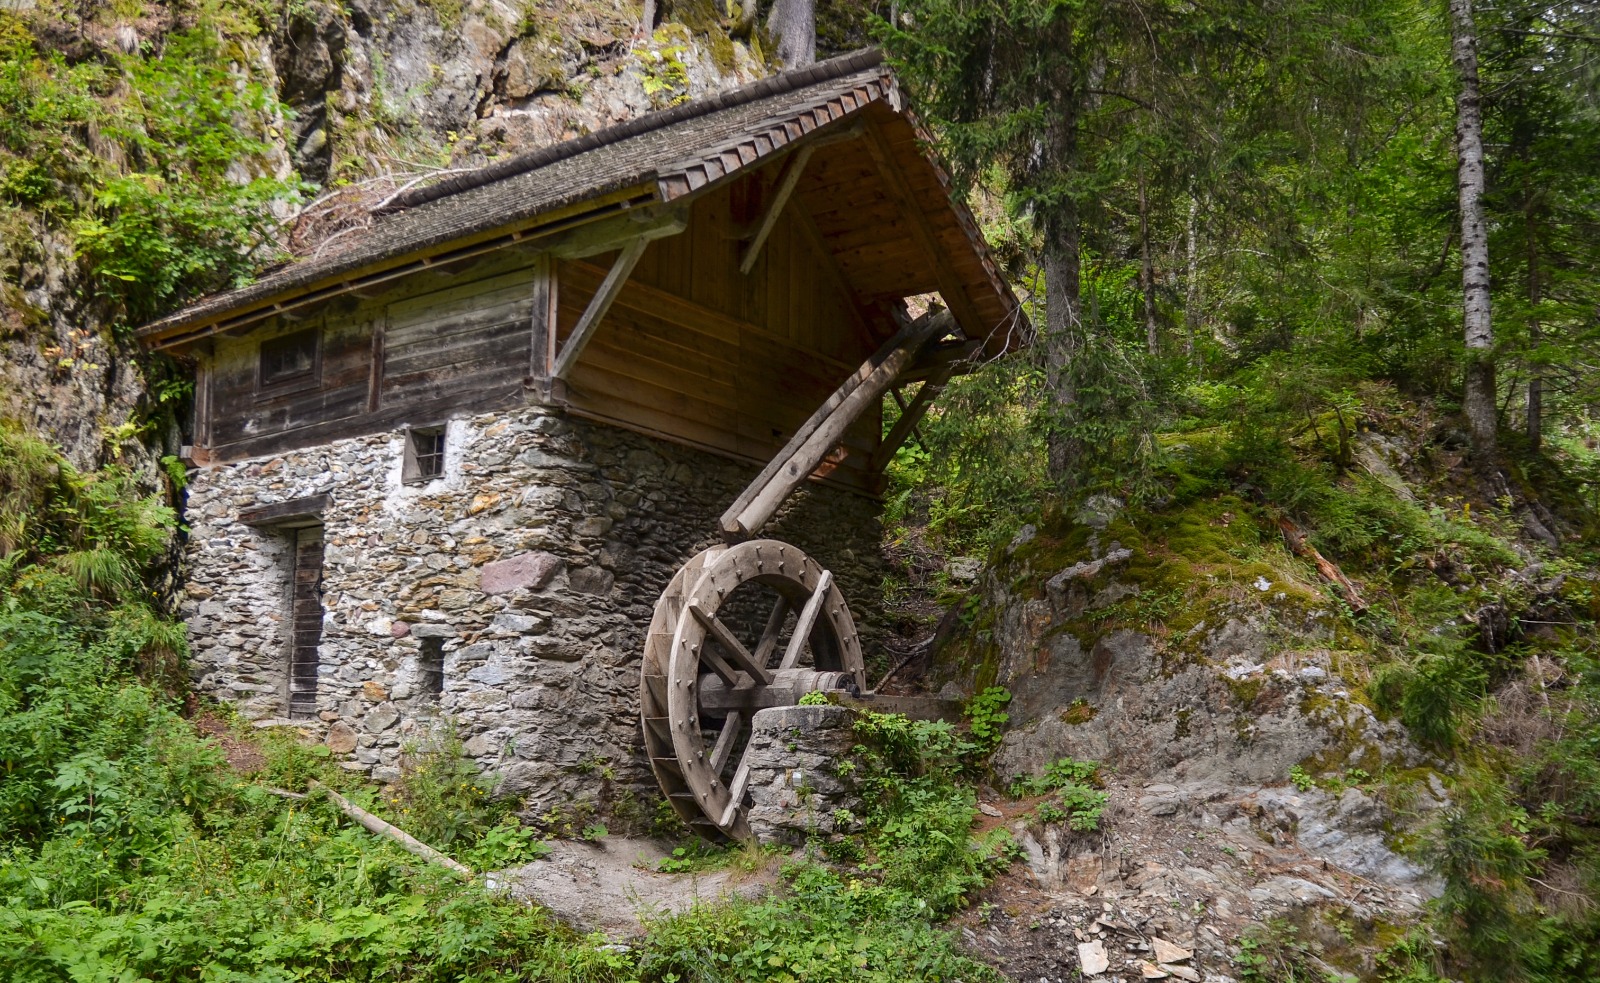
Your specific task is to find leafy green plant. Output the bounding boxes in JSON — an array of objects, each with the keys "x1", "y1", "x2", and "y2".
[
  {"x1": 849, "y1": 709, "x2": 1018, "y2": 915},
  {"x1": 635, "y1": 32, "x2": 691, "y2": 108},
  {"x1": 963, "y1": 686, "x2": 1012, "y2": 756},
  {"x1": 1290, "y1": 764, "x2": 1317, "y2": 792},
  {"x1": 0, "y1": 20, "x2": 303, "y2": 323},
  {"x1": 1010, "y1": 758, "x2": 1108, "y2": 832}
]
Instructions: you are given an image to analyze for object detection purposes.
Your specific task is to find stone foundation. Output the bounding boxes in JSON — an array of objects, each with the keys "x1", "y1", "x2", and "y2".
[
  {"x1": 744, "y1": 704, "x2": 861, "y2": 845},
  {"x1": 181, "y1": 406, "x2": 883, "y2": 815}
]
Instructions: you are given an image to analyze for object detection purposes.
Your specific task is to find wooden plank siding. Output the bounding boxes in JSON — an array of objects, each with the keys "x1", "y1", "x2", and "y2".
[
  {"x1": 381, "y1": 269, "x2": 538, "y2": 405},
  {"x1": 197, "y1": 176, "x2": 890, "y2": 494}
]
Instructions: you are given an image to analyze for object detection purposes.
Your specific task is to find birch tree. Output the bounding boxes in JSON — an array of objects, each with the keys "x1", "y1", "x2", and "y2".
[{"x1": 1450, "y1": 0, "x2": 1498, "y2": 459}]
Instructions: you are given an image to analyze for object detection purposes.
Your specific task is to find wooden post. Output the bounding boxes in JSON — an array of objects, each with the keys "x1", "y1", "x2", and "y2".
[
  {"x1": 367, "y1": 316, "x2": 385, "y2": 412},
  {"x1": 528, "y1": 254, "x2": 558, "y2": 397}
]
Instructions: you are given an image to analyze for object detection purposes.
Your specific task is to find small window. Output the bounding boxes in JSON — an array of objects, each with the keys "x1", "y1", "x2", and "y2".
[
  {"x1": 403, "y1": 425, "x2": 446, "y2": 484},
  {"x1": 259, "y1": 329, "x2": 319, "y2": 389},
  {"x1": 419, "y1": 637, "x2": 445, "y2": 700}
]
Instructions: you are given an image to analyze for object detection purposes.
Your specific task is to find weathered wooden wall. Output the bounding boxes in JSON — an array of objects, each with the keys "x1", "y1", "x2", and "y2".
[{"x1": 200, "y1": 173, "x2": 887, "y2": 491}]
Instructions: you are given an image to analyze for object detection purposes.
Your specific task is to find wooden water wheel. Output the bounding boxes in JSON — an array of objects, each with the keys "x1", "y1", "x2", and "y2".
[
  {"x1": 640, "y1": 309, "x2": 961, "y2": 841},
  {"x1": 640, "y1": 540, "x2": 865, "y2": 841}
]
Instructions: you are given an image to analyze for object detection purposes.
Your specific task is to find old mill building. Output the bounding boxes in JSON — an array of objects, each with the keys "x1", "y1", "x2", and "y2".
[{"x1": 139, "y1": 49, "x2": 1025, "y2": 817}]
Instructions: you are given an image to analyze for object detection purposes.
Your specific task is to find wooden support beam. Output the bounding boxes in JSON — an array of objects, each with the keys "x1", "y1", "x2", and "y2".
[
  {"x1": 720, "y1": 309, "x2": 953, "y2": 540},
  {"x1": 901, "y1": 338, "x2": 982, "y2": 383},
  {"x1": 870, "y1": 367, "x2": 953, "y2": 472},
  {"x1": 552, "y1": 236, "x2": 648, "y2": 381},
  {"x1": 740, "y1": 144, "x2": 814, "y2": 275},
  {"x1": 528, "y1": 254, "x2": 558, "y2": 392},
  {"x1": 238, "y1": 494, "x2": 330, "y2": 527},
  {"x1": 861, "y1": 122, "x2": 988, "y2": 340},
  {"x1": 543, "y1": 206, "x2": 686, "y2": 260}
]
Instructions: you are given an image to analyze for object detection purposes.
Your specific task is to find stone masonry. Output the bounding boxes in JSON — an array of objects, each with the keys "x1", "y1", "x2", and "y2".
[
  {"x1": 744, "y1": 704, "x2": 862, "y2": 845},
  {"x1": 181, "y1": 406, "x2": 883, "y2": 817}
]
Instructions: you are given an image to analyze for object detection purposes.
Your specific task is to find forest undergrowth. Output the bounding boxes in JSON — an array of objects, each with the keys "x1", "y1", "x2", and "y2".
[
  {"x1": 0, "y1": 426, "x2": 1021, "y2": 982},
  {"x1": 881, "y1": 325, "x2": 1600, "y2": 981}
]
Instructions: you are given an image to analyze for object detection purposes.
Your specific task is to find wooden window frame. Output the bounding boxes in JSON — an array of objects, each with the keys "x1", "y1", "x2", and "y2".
[
  {"x1": 402, "y1": 424, "x2": 447, "y2": 484},
  {"x1": 256, "y1": 327, "x2": 322, "y2": 398}
]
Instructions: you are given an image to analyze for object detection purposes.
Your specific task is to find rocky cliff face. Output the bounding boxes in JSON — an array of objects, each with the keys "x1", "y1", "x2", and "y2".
[
  {"x1": 922, "y1": 472, "x2": 1460, "y2": 977},
  {"x1": 2, "y1": 0, "x2": 768, "y2": 469}
]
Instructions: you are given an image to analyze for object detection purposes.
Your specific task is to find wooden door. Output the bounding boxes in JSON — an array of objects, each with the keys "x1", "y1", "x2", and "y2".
[{"x1": 288, "y1": 526, "x2": 324, "y2": 718}]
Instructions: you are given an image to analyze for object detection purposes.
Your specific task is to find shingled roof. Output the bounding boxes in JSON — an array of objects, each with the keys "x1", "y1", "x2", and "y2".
[{"x1": 139, "y1": 49, "x2": 1023, "y2": 353}]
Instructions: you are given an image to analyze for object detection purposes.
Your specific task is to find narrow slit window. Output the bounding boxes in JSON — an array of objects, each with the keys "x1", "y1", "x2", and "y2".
[
  {"x1": 287, "y1": 525, "x2": 324, "y2": 719},
  {"x1": 259, "y1": 329, "x2": 319, "y2": 389},
  {"x1": 403, "y1": 426, "x2": 446, "y2": 484},
  {"x1": 419, "y1": 637, "x2": 445, "y2": 700}
]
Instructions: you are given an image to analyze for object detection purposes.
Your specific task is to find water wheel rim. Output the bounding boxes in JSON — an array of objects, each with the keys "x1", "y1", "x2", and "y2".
[{"x1": 649, "y1": 540, "x2": 863, "y2": 840}]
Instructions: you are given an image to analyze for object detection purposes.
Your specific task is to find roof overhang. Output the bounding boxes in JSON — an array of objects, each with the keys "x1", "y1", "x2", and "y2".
[{"x1": 137, "y1": 49, "x2": 1028, "y2": 360}]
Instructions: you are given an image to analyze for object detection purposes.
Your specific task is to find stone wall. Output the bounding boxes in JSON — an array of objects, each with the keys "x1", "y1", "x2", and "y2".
[
  {"x1": 181, "y1": 406, "x2": 883, "y2": 817},
  {"x1": 744, "y1": 704, "x2": 861, "y2": 845}
]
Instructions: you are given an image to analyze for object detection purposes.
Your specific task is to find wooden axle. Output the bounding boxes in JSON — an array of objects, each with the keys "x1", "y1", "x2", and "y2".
[{"x1": 696, "y1": 667, "x2": 856, "y2": 715}]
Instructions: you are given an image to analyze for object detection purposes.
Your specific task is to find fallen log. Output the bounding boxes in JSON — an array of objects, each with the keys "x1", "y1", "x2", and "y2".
[
  {"x1": 1277, "y1": 517, "x2": 1369, "y2": 614},
  {"x1": 307, "y1": 780, "x2": 473, "y2": 879}
]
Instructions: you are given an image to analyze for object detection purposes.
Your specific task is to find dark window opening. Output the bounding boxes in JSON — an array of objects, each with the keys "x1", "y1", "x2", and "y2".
[
  {"x1": 419, "y1": 637, "x2": 445, "y2": 700},
  {"x1": 403, "y1": 426, "x2": 446, "y2": 484},
  {"x1": 259, "y1": 329, "x2": 319, "y2": 389}
]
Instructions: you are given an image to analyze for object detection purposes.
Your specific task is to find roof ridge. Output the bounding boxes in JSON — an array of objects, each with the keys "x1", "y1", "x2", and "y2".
[{"x1": 379, "y1": 48, "x2": 885, "y2": 215}]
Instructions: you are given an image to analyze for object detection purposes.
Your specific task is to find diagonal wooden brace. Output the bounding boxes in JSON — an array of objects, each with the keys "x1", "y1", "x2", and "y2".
[{"x1": 719, "y1": 308, "x2": 955, "y2": 541}]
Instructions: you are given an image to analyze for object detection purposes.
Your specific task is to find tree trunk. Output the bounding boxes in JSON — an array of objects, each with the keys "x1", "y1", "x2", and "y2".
[
  {"x1": 1139, "y1": 171, "x2": 1158, "y2": 356},
  {"x1": 1525, "y1": 208, "x2": 1542, "y2": 451},
  {"x1": 1450, "y1": 0, "x2": 1497, "y2": 459},
  {"x1": 769, "y1": 0, "x2": 815, "y2": 68},
  {"x1": 1185, "y1": 191, "x2": 1200, "y2": 367},
  {"x1": 1042, "y1": 217, "x2": 1083, "y2": 480}
]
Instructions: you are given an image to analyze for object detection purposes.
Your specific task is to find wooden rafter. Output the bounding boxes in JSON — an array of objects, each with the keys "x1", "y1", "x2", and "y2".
[
  {"x1": 860, "y1": 122, "x2": 988, "y2": 340},
  {"x1": 551, "y1": 236, "x2": 648, "y2": 381}
]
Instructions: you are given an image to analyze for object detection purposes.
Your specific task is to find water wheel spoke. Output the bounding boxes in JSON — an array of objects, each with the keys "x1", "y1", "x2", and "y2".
[
  {"x1": 709, "y1": 710, "x2": 743, "y2": 775},
  {"x1": 688, "y1": 601, "x2": 774, "y2": 686},
  {"x1": 779, "y1": 569, "x2": 833, "y2": 670},
  {"x1": 752, "y1": 596, "x2": 790, "y2": 669},
  {"x1": 696, "y1": 640, "x2": 743, "y2": 688},
  {"x1": 720, "y1": 753, "x2": 755, "y2": 828}
]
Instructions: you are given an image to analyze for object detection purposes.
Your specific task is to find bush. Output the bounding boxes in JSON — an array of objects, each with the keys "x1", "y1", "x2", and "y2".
[{"x1": 0, "y1": 18, "x2": 303, "y2": 322}]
